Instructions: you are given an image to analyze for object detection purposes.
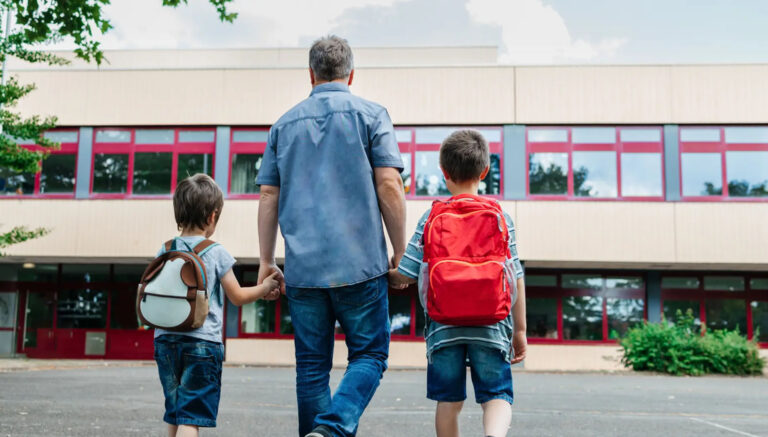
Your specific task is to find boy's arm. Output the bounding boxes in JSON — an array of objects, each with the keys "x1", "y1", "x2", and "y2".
[
  {"x1": 221, "y1": 269, "x2": 280, "y2": 306},
  {"x1": 510, "y1": 277, "x2": 527, "y2": 364}
]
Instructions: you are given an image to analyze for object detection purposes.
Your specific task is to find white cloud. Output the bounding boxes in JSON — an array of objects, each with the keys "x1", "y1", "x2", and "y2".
[{"x1": 465, "y1": 0, "x2": 627, "y2": 64}]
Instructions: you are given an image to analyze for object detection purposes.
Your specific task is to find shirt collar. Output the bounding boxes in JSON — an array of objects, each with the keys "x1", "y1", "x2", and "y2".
[{"x1": 310, "y1": 82, "x2": 350, "y2": 96}]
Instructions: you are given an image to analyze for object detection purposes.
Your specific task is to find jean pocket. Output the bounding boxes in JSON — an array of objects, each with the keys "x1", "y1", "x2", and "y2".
[
  {"x1": 334, "y1": 277, "x2": 382, "y2": 306},
  {"x1": 182, "y1": 353, "x2": 218, "y2": 390}
]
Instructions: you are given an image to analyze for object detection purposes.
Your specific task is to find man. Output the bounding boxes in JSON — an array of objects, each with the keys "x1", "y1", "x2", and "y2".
[{"x1": 256, "y1": 35, "x2": 407, "y2": 437}]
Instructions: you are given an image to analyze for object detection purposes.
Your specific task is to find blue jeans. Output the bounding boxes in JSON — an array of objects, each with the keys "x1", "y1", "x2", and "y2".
[
  {"x1": 287, "y1": 275, "x2": 390, "y2": 437},
  {"x1": 427, "y1": 343, "x2": 513, "y2": 405}
]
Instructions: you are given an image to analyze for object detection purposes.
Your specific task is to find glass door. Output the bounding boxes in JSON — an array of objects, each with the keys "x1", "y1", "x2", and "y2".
[{"x1": 23, "y1": 289, "x2": 56, "y2": 354}]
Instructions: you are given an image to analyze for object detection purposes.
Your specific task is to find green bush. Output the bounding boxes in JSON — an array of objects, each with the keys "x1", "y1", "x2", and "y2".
[{"x1": 620, "y1": 309, "x2": 765, "y2": 376}]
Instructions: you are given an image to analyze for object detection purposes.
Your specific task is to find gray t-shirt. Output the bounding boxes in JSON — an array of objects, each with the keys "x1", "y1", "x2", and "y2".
[{"x1": 154, "y1": 236, "x2": 236, "y2": 344}]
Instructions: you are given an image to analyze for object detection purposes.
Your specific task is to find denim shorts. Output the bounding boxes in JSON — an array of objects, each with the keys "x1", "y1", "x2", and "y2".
[
  {"x1": 154, "y1": 335, "x2": 224, "y2": 427},
  {"x1": 427, "y1": 343, "x2": 513, "y2": 405}
]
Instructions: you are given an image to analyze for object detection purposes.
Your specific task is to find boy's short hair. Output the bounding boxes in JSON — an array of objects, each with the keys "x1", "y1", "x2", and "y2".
[
  {"x1": 439, "y1": 129, "x2": 490, "y2": 182},
  {"x1": 174, "y1": 174, "x2": 224, "y2": 231}
]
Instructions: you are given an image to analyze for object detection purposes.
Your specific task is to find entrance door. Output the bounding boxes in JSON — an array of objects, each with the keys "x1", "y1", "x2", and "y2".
[
  {"x1": 22, "y1": 289, "x2": 56, "y2": 356},
  {"x1": 0, "y1": 291, "x2": 17, "y2": 356}
]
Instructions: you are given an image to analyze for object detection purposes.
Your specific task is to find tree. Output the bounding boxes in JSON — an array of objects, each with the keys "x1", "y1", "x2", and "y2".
[{"x1": 0, "y1": 0, "x2": 236, "y2": 255}]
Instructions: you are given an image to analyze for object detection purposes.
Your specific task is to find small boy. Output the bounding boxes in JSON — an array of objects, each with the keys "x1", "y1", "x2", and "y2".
[
  {"x1": 389, "y1": 130, "x2": 527, "y2": 437},
  {"x1": 154, "y1": 174, "x2": 281, "y2": 437}
]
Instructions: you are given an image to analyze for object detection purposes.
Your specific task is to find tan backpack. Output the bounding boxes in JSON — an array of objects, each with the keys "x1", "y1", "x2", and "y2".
[{"x1": 136, "y1": 238, "x2": 219, "y2": 331}]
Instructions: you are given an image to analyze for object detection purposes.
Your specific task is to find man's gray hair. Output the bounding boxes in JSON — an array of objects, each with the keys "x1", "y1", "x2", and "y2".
[{"x1": 309, "y1": 35, "x2": 354, "y2": 81}]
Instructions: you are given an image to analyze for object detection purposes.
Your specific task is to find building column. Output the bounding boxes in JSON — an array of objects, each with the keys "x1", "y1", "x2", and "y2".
[
  {"x1": 214, "y1": 126, "x2": 231, "y2": 197},
  {"x1": 503, "y1": 124, "x2": 526, "y2": 200},
  {"x1": 75, "y1": 127, "x2": 93, "y2": 199},
  {"x1": 663, "y1": 125, "x2": 680, "y2": 201},
  {"x1": 646, "y1": 271, "x2": 662, "y2": 323}
]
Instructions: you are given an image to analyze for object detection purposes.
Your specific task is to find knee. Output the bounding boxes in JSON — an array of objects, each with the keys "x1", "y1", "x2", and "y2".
[{"x1": 438, "y1": 401, "x2": 464, "y2": 414}]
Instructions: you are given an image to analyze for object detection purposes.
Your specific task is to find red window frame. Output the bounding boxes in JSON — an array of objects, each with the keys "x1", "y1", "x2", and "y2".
[
  {"x1": 525, "y1": 126, "x2": 665, "y2": 201},
  {"x1": 660, "y1": 272, "x2": 768, "y2": 347},
  {"x1": 679, "y1": 126, "x2": 768, "y2": 202},
  {"x1": 90, "y1": 127, "x2": 216, "y2": 199},
  {"x1": 0, "y1": 129, "x2": 79, "y2": 199},
  {"x1": 526, "y1": 271, "x2": 647, "y2": 345},
  {"x1": 227, "y1": 128, "x2": 269, "y2": 199},
  {"x1": 399, "y1": 126, "x2": 504, "y2": 200}
]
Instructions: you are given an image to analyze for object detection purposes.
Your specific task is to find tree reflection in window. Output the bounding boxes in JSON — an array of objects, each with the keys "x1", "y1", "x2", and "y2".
[
  {"x1": 93, "y1": 154, "x2": 128, "y2": 193},
  {"x1": 529, "y1": 153, "x2": 567, "y2": 195},
  {"x1": 479, "y1": 154, "x2": 501, "y2": 195}
]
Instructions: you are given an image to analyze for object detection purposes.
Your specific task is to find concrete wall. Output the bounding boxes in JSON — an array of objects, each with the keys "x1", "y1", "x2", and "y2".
[{"x1": 4, "y1": 199, "x2": 767, "y2": 270}]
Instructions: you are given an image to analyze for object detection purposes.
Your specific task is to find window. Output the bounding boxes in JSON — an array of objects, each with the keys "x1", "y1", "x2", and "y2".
[
  {"x1": 661, "y1": 277, "x2": 700, "y2": 289},
  {"x1": 703, "y1": 276, "x2": 745, "y2": 292},
  {"x1": 241, "y1": 300, "x2": 276, "y2": 334},
  {"x1": 607, "y1": 298, "x2": 644, "y2": 339},
  {"x1": 562, "y1": 296, "x2": 603, "y2": 340},
  {"x1": 389, "y1": 293, "x2": 413, "y2": 336},
  {"x1": 92, "y1": 128, "x2": 215, "y2": 197},
  {"x1": 751, "y1": 301, "x2": 768, "y2": 342},
  {"x1": 527, "y1": 298, "x2": 558, "y2": 339},
  {"x1": 228, "y1": 129, "x2": 267, "y2": 197},
  {"x1": 0, "y1": 130, "x2": 78, "y2": 197},
  {"x1": 705, "y1": 299, "x2": 746, "y2": 333},
  {"x1": 110, "y1": 289, "x2": 139, "y2": 329},
  {"x1": 679, "y1": 126, "x2": 768, "y2": 200},
  {"x1": 57, "y1": 288, "x2": 108, "y2": 329},
  {"x1": 398, "y1": 127, "x2": 503, "y2": 198},
  {"x1": 527, "y1": 127, "x2": 663, "y2": 200},
  {"x1": 663, "y1": 300, "x2": 701, "y2": 329}
]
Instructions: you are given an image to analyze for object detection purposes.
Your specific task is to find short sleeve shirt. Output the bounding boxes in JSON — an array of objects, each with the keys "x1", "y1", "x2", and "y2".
[
  {"x1": 154, "y1": 236, "x2": 236, "y2": 344},
  {"x1": 257, "y1": 82, "x2": 404, "y2": 288}
]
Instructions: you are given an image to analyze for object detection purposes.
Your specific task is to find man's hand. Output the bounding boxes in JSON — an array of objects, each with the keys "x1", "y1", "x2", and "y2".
[
  {"x1": 388, "y1": 268, "x2": 409, "y2": 289},
  {"x1": 258, "y1": 263, "x2": 285, "y2": 300},
  {"x1": 510, "y1": 331, "x2": 527, "y2": 364}
]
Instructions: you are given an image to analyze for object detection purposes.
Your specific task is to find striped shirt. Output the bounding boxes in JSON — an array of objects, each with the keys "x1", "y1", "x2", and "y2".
[{"x1": 397, "y1": 204, "x2": 524, "y2": 362}]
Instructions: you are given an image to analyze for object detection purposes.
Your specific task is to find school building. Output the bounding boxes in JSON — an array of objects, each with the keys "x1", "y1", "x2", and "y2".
[{"x1": 1, "y1": 47, "x2": 767, "y2": 370}]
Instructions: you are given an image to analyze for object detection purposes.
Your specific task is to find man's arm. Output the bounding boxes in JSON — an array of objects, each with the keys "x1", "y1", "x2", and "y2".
[
  {"x1": 257, "y1": 184, "x2": 285, "y2": 296},
  {"x1": 374, "y1": 167, "x2": 407, "y2": 267}
]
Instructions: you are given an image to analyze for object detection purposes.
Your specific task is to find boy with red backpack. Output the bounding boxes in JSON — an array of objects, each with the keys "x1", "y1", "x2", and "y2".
[{"x1": 389, "y1": 130, "x2": 527, "y2": 437}]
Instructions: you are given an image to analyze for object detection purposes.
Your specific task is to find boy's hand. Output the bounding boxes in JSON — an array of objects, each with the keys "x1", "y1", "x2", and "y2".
[
  {"x1": 388, "y1": 268, "x2": 409, "y2": 289},
  {"x1": 259, "y1": 263, "x2": 285, "y2": 299},
  {"x1": 510, "y1": 331, "x2": 527, "y2": 364}
]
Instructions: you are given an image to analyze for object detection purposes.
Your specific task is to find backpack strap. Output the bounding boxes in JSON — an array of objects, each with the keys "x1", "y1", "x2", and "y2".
[
  {"x1": 193, "y1": 239, "x2": 219, "y2": 257},
  {"x1": 163, "y1": 239, "x2": 174, "y2": 253}
]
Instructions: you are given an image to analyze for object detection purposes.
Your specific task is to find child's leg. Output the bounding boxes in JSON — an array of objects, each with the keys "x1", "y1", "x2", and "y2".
[
  {"x1": 436, "y1": 401, "x2": 464, "y2": 437},
  {"x1": 167, "y1": 425, "x2": 177, "y2": 437},
  {"x1": 175, "y1": 425, "x2": 199, "y2": 437},
  {"x1": 481, "y1": 399, "x2": 512, "y2": 437}
]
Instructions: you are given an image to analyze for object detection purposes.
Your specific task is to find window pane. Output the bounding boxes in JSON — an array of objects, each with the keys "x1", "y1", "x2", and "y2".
[
  {"x1": 526, "y1": 275, "x2": 557, "y2": 287},
  {"x1": 177, "y1": 153, "x2": 213, "y2": 184},
  {"x1": 0, "y1": 167, "x2": 35, "y2": 196},
  {"x1": 663, "y1": 300, "x2": 701, "y2": 330},
  {"x1": 563, "y1": 296, "x2": 603, "y2": 340},
  {"x1": 562, "y1": 274, "x2": 603, "y2": 289},
  {"x1": 724, "y1": 127, "x2": 768, "y2": 144},
  {"x1": 621, "y1": 153, "x2": 663, "y2": 197},
  {"x1": 703, "y1": 276, "x2": 745, "y2": 292},
  {"x1": 23, "y1": 291, "x2": 54, "y2": 348},
  {"x1": 279, "y1": 295, "x2": 294, "y2": 335},
  {"x1": 573, "y1": 151, "x2": 617, "y2": 198},
  {"x1": 133, "y1": 152, "x2": 172, "y2": 195},
  {"x1": 95, "y1": 130, "x2": 130, "y2": 143},
  {"x1": 135, "y1": 129, "x2": 174, "y2": 144},
  {"x1": 39, "y1": 154, "x2": 76, "y2": 194},
  {"x1": 620, "y1": 129, "x2": 661, "y2": 143},
  {"x1": 395, "y1": 130, "x2": 412, "y2": 143},
  {"x1": 44, "y1": 131, "x2": 78, "y2": 143},
  {"x1": 110, "y1": 290, "x2": 139, "y2": 329},
  {"x1": 179, "y1": 130, "x2": 215, "y2": 143},
  {"x1": 751, "y1": 301, "x2": 768, "y2": 342},
  {"x1": 241, "y1": 300, "x2": 276, "y2": 333},
  {"x1": 113, "y1": 265, "x2": 146, "y2": 282},
  {"x1": 389, "y1": 294, "x2": 412, "y2": 335},
  {"x1": 572, "y1": 127, "x2": 615, "y2": 144},
  {"x1": 415, "y1": 151, "x2": 449, "y2": 196},
  {"x1": 662, "y1": 277, "x2": 700, "y2": 289},
  {"x1": 62, "y1": 264, "x2": 110, "y2": 282},
  {"x1": 528, "y1": 129, "x2": 567, "y2": 143},
  {"x1": 415, "y1": 127, "x2": 502, "y2": 144},
  {"x1": 726, "y1": 151, "x2": 768, "y2": 197},
  {"x1": 529, "y1": 153, "x2": 568, "y2": 195},
  {"x1": 750, "y1": 278, "x2": 768, "y2": 290},
  {"x1": 57, "y1": 288, "x2": 108, "y2": 328},
  {"x1": 605, "y1": 277, "x2": 643, "y2": 289},
  {"x1": 93, "y1": 154, "x2": 128, "y2": 193},
  {"x1": 705, "y1": 299, "x2": 746, "y2": 334},
  {"x1": 17, "y1": 264, "x2": 58, "y2": 281},
  {"x1": 478, "y1": 153, "x2": 501, "y2": 195},
  {"x1": 232, "y1": 130, "x2": 268, "y2": 143},
  {"x1": 230, "y1": 154, "x2": 262, "y2": 194},
  {"x1": 680, "y1": 128, "x2": 720, "y2": 143},
  {"x1": 400, "y1": 153, "x2": 412, "y2": 195},
  {"x1": 607, "y1": 298, "x2": 644, "y2": 339},
  {"x1": 415, "y1": 304, "x2": 425, "y2": 338},
  {"x1": 681, "y1": 153, "x2": 722, "y2": 196},
  {"x1": 527, "y1": 298, "x2": 558, "y2": 339}
]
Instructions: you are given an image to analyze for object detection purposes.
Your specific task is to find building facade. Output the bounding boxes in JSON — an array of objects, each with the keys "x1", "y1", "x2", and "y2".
[{"x1": 1, "y1": 48, "x2": 767, "y2": 370}]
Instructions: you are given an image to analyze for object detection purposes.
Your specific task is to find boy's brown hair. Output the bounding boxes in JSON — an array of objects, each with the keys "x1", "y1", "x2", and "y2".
[
  {"x1": 439, "y1": 129, "x2": 490, "y2": 182},
  {"x1": 173, "y1": 174, "x2": 224, "y2": 231}
]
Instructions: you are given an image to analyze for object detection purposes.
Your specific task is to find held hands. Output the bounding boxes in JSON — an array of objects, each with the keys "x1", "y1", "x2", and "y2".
[
  {"x1": 510, "y1": 331, "x2": 528, "y2": 365},
  {"x1": 261, "y1": 271, "x2": 282, "y2": 300},
  {"x1": 258, "y1": 263, "x2": 285, "y2": 301},
  {"x1": 388, "y1": 268, "x2": 410, "y2": 289}
]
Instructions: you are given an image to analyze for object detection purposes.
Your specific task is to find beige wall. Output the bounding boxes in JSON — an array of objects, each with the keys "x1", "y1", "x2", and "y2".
[
  {"x1": 11, "y1": 61, "x2": 768, "y2": 125},
  {"x1": 3, "y1": 199, "x2": 766, "y2": 270}
]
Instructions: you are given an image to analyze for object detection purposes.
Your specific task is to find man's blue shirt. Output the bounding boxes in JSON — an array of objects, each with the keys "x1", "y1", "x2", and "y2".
[{"x1": 257, "y1": 82, "x2": 403, "y2": 288}]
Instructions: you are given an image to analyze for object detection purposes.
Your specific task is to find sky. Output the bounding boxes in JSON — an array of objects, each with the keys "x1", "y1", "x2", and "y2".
[{"x1": 48, "y1": 0, "x2": 768, "y2": 65}]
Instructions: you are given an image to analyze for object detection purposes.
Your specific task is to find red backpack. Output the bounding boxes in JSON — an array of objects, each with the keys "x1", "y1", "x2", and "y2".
[{"x1": 423, "y1": 194, "x2": 515, "y2": 326}]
